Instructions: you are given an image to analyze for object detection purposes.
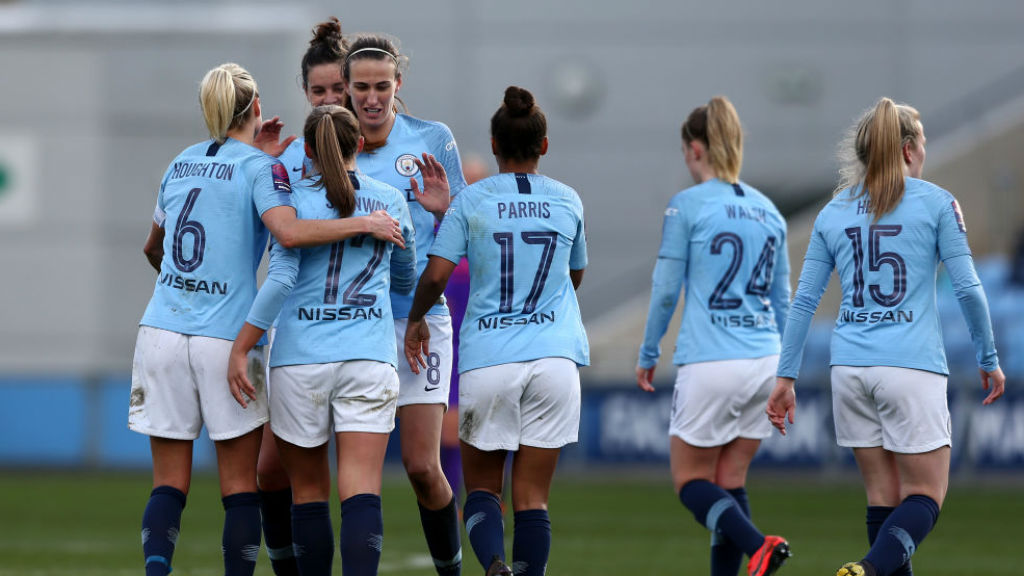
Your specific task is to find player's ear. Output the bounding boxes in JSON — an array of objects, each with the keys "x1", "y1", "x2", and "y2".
[
  {"x1": 539, "y1": 136, "x2": 549, "y2": 156},
  {"x1": 491, "y1": 137, "x2": 498, "y2": 156},
  {"x1": 357, "y1": 136, "x2": 365, "y2": 154},
  {"x1": 304, "y1": 141, "x2": 314, "y2": 159}
]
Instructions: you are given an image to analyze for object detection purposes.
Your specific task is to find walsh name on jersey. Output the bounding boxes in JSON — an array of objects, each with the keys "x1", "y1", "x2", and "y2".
[
  {"x1": 478, "y1": 310, "x2": 556, "y2": 330},
  {"x1": 169, "y1": 161, "x2": 235, "y2": 182},
  {"x1": 159, "y1": 272, "x2": 228, "y2": 295},
  {"x1": 724, "y1": 204, "x2": 768, "y2": 224},
  {"x1": 297, "y1": 306, "x2": 384, "y2": 321},
  {"x1": 839, "y1": 309, "x2": 914, "y2": 324}
]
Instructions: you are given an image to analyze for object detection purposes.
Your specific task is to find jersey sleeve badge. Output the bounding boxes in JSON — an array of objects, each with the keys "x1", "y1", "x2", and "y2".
[
  {"x1": 271, "y1": 162, "x2": 292, "y2": 193},
  {"x1": 951, "y1": 200, "x2": 967, "y2": 233}
]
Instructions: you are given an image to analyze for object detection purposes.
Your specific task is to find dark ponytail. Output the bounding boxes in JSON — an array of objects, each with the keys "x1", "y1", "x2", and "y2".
[{"x1": 301, "y1": 17, "x2": 348, "y2": 90}]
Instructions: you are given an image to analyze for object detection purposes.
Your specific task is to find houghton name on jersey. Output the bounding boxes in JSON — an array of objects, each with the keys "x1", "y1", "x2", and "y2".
[
  {"x1": 430, "y1": 172, "x2": 589, "y2": 373},
  {"x1": 141, "y1": 138, "x2": 293, "y2": 340},
  {"x1": 356, "y1": 114, "x2": 468, "y2": 318}
]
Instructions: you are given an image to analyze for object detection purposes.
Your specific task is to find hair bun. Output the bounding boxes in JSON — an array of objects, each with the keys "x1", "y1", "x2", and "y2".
[
  {"x1": 311, "y1": 16, "x2": 343, "y2": 46},
  {"x1": 503, "y1": 86, "x2": 534, "y2": 117}
]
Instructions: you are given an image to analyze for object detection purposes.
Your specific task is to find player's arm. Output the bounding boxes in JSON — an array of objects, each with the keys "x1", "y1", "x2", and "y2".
[
  {"x1": 390, "y1": 200, "x2": 418, "y2": 294},
  {"x1": 770, "y1": 225, "x2": 792, "y2": 334},
  {"x1": 142, "y1": 222, "x2": 164, "y2": 272},
  {"x1": 570, "y1": 269, "x2": 584, "y2": 290},
  {"x1": 405, "y1": 255, "x2": 457, "y2": 374},
  {"x1": 261, "y1": 206, "x2": 405, "y2": 249},
  {"x1": 228, "y1": 239, "x2": 300, "y2": 408}
]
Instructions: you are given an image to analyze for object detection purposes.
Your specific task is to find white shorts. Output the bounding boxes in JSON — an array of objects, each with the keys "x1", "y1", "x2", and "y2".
[
  {"x1": 395, "y1": 315, "x2": 453, "y2": 408},
  {"x1": 459, "y1": 357, "x2": 581, "y2": 451},
  {"x1": 269, "y1": 360, "x2": 399, "y2": 448},
  {"x1": 669, "y1": 355, "x2": 777, "y2": 447},
  {"x1": 831, "y1": 365, "x2": 951, "y2": 453},
  {"x1": 129, "y1": 326, "x2": 268, "y2": 441}
]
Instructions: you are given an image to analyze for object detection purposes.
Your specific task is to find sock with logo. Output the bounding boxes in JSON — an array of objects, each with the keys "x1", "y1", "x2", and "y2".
[
  {"x1": 142, "y1": 485, "x2": 187, "y2": 576},
  {"x1": 863, "y1": 495, "x2": 938, "y2": 576},
  {"x1": 340, "y1": 494, "x2": 384, "y2": 576},
  {"x1": 222, "y1": 492, "x2": 261, "y2": 576},
  {"x1": 463, "y1": 490, "x2": 506, "y2": 570},
  {"x1": 679, "y1": 480, "x2": 764, "y2": 556},
  {"x1": 291, "y1": 501, "x2": 333, "y2": 576}
]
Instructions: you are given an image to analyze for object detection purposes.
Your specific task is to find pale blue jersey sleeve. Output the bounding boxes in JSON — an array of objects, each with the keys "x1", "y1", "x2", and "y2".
[
  {"x1": 638, "y1": 196, "x2": 691, "y2": 368},
  {"x1": 777, "y1": 221, "x2": 834, "y2": 379},
  {"x1": 245, "y1": 238, "x2": 300, "y2": 330},
  {"x1": 569, "y1": 199, "x2": 587, "y2": 270},
  {"x1": 390, "y1": 196, "x2": 418, "y2": 294},
  {"x1": 251, "y1": 157, "x2": 295, "y2": 216},
  {"x1": 429, "y1": 195, "x2": 469, "y2": 264},
  {"x1": 428, "y1": 122, "x2": 467, "y2": 198},
  {"x1": 770, "y1": 223, "x2": 792, "y2": 335},
  {"x1": 936, "y1": 197, "x2": 999, "y2": 371},
  {"x1": 153, "y1": 167, "x2": 172, "y2": 226}
]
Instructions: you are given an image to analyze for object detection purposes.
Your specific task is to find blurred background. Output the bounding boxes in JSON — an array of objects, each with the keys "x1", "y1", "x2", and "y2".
[{"x1": 2, "y1": 0, "x2": 1023, "y2": 475}]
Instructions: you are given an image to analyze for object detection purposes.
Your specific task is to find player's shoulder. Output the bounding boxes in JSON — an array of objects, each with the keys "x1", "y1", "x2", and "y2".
[
  {"x1": 397, "y1": 113, "x2": 457, "y2": 151},
  {"x1": 288, "y1": 180, "x2": 329, "y2": 216},
  {"x1": 355, "y1": 173, "x2": 407, "y2": 206},
  {"x1": 905, "y1": 177, "x2": 956, "y2": 205}
]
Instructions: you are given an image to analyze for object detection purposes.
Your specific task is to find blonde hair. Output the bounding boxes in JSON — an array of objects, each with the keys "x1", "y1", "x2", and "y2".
[
  {"x1": 304, "y1": 105, "x2": 361, "y2": 217},
  {"x1": 199, "y1": 63, "x2": 258, "y2": 144},
  {"x1": 681, "y1": 96, "x2": 744, "y2": 184},
  {"x1": 837, "y1": 97, "x2": 922, "y2": 221}
]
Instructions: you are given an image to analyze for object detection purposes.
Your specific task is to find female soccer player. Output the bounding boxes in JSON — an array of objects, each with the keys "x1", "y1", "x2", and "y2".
[
  {"x1": 766, "y1": 98, "x2": 1005, "y2": 576},
  {"x1": 345, "y1": 33, "x2": 467, "y2": 576},
  {"x1": 131, "y1": 63, "x2": 403, "y2": 576},
  {"x1": 635, "y1": 96, "x2": 792, "y2": 576},
  {"x1": 227, "y1": 104, "x2": 416, "y2": 576},
  {"x1": 405, "y1": 85, "x2": 589, "y2": 576}
]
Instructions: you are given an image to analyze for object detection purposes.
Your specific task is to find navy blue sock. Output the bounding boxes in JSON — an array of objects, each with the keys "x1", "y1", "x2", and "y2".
[
  {"x1": 679, "y1": 480, "x2": 764, "y2": 556},
  {"x1": 222, "y1": 492, "x2": 261, "y2": 576},
  {"x1": 340, "y1": 494, "x2": 384, "y2": 576},
  {"x1": 866, "y1": 506, "x2": 913, "y2": 576},
  {"x1": 710, "y1": 487, "x2": 750, "y2": 576},
  {"x1": 418, "y1": 496, "x2": 462, "y2": 576},
  {"x1": 142, "y1": 486, "x2": 186, "y2": 576},
  {"x1": 463, "y1": 490, "x2": 506, "y2": 570},
  {"x1": 292, "y1": 501, "x2": 334, "y2": 576},
  {"x1": 864, "y1": 495, "x2": 939, "y2": 576},
  {"x1": 260, "y1": 488, "x2": 298, "y2": 576},
  {"x1": 512, "y1": 509, "x2": 551, "y2": 576}
]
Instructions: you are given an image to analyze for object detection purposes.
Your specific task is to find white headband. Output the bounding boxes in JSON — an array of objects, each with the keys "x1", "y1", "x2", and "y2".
[{"x1": 346, "y1": 47, "x2": 398, "y2": 64}]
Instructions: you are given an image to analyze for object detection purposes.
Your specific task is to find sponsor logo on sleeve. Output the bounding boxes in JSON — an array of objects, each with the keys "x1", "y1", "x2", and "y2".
[
  {"x1": 272, "y1": 163, "x2": 291, "y2": 193},
  {"x1": 952, "y1": 200, "x2": 967, "y2": 232}
]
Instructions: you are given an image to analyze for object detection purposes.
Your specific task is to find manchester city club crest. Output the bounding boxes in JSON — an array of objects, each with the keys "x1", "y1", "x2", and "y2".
[{"x1": 395, "y1": 153, "x2": 419, "y2": 177}]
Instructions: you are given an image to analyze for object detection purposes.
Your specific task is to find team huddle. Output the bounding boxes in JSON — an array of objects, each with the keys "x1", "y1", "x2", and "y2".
[{"x1": 128, "y1": 16, "x2": 1005, "y2": 576}]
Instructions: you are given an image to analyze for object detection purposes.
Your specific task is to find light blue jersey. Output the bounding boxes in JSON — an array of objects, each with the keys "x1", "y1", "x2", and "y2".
[
  {"x1": 778, "y1": 177, "x2": 999, "y2": 377},
  {"x1": 279, "y1": 137, "x2": 312, "y2": 182},
  {"x1": 140, "y1": 138, "x2": 294, "y2": 340},
  {"x1": 357, "y1": 113, "x2": 467, "y2": 318},
  {"x1": 245, "y1": 172, "x2": 416, "y2": 368},
  {"x1": 638, "y1": 179, "x2": 790, "y2": 368},
  {"x1": 430, "y1": 172, "x2": 589, "y2": 373}
]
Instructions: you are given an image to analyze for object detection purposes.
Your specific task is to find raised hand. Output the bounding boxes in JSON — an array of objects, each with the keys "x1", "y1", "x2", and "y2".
[
  {"x1": 409, "y1": 153, "x2": 450, "y2": 219},
  {"x1": 254, "y1": 116, "x2": 298, "y2": 157}
]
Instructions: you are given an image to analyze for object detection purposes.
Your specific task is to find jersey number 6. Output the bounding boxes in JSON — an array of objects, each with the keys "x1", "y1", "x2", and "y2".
[{"x1": 172, "y1": 187, "x2": 206, "y2": 273}]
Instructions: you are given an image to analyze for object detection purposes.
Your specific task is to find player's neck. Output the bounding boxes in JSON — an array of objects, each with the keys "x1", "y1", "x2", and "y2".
[{"x1": 496, "y1": 157, "x2": 539, "y2": 174}]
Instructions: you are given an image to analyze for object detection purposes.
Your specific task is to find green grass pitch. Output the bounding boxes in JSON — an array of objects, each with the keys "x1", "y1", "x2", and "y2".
[{"x1": 0, "y1": 470, "x2": 1019, "y2": 575}]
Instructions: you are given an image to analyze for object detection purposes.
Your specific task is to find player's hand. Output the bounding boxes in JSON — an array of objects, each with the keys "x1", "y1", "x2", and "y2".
[
  {"x1": 410, "y1": 153, "x2": 450, "y2": 219},
  {"x1": 363, "y1": 210, "x2": 405, "y2": 248},
  {"x1": 254, "y1": 116, "x2": 298, "y2": 157},
  {"x1": 980, "y1": 366, "x2": 1005, "y2": 405},
  {"x1": 404, "y1": 317, "x2": 431, "y2": 375},
  {"x1": 227, "y1": 348, "x2": 256, "y2": 408},
  {"x1": 636, "y1": 365, "x2": 657, "y2": 392},
  {"x1": 766, "y1": 377, "x2": 796, "y2": 435}
]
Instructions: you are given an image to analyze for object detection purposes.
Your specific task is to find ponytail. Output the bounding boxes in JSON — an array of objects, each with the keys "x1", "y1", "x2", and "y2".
[
  {"x1": 705, "y1": 97, "x2": 743, "y2": 184},
  {"x1": 837, "y1": 98, "x2": 922, "y2": 221},
  {"x1": 304, "y1": 105, "x2": 361, "y2": 218},
  {"x1": 199, "y1": 63, "x2": 257, "y2": 144}
]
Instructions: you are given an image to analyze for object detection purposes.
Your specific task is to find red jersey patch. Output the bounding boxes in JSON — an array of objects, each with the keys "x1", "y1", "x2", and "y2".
[
  {"x1": 272, "y1": 162, "x2": 291, "y2": 193},
  {"x1": 951, "y1": 200, "x2": 966, "y2": 233}
]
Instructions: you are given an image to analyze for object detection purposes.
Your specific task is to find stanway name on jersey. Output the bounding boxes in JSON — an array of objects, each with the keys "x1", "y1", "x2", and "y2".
[
  {"x1": 839, "y1": 309, "x2": 914, "y2": 324},
  {"x1": 498, "y1": 201, "x2": 550, "y2": 219},
  {"x1": 478, "y1": 310, "x2": 555, "y2": 330},
  {"x1": 355, "y1": 197, "x2": 387, "y2": 213},
  {"x1": 297, "y1": 307, "x2": 384, "y2": 321},
  {"x1": 724, "y1": 204, "x2": 767, "y2": 223},
  {"x1": 710, "y1": 312, "x2": 776, "y2": 329},
  {"x1": 159, "y1": 272, "x2": 228, "y2": 295},
  {"x1": 170, "y1": 161, "x2": 234, "y2": 181}
]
